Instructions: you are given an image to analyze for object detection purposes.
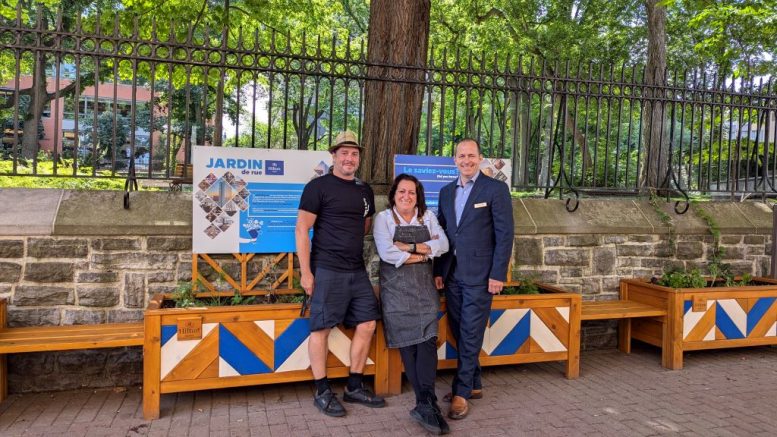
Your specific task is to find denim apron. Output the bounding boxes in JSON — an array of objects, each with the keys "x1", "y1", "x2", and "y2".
[{"x1": 379, "y1": 212, "x2": 440, "y2": 348}]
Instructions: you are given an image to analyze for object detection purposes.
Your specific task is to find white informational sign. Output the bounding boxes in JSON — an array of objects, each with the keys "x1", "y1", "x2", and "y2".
[{"x1": 192, "y1": 147, "x2": 331, "y2": 253}]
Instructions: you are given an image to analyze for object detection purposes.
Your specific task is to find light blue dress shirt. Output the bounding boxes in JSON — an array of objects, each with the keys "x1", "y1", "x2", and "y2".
[{"x1": 454, "y1": 171, "x2": 480, "y2": 225}]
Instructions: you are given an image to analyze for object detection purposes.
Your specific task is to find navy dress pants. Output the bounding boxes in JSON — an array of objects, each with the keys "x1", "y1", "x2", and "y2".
[{"x1": 445, "y1": 277, "x2": 492, "y2": 399}]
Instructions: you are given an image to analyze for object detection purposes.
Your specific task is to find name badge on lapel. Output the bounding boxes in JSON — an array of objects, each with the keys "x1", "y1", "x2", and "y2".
[{"x1": 474, "y1": 202, "x2": 487, "y2": 208}]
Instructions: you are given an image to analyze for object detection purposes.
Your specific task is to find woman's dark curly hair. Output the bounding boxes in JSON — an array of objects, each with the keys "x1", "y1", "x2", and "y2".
[{"x1": 388, "y1": 173, "x2": 427, "y2": 219}]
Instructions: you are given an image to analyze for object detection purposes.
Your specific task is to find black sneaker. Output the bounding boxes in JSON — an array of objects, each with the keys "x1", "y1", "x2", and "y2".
[
  {"x1": 343, "y1": 385, "x2": 386, "y2": 408},
  {"x1": 313, "y1": 388, "x2": 346, "y2": 417},
  {"x1": 410, "y1": 401, "x2": 450, "y2": 435}
]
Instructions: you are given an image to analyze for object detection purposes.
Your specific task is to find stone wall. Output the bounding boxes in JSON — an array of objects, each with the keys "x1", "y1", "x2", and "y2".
[{"x1": 0, "y1": 189, "x2": 773, "y2": 392}]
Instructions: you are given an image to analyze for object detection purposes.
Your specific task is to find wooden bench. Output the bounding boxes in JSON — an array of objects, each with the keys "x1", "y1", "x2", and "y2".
[
  {"x1": 581, "y1": 299, "x2": 668, "y2": 365},
  {"x1": 0, "y1": 298, "x2": 144, "y2": 402},
  {"x1": 170, "y1": 163, "x2": 193, "y2": 191}
]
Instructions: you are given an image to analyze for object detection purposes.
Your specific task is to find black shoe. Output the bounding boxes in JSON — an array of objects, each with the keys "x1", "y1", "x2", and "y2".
[
  {"x1": 313, "y1": 388, "x2": 346, "y2": 417},
  {"x1": 343, "y1": 385, "x2": 386, "y2": 408},
  {"x1": 410, "y1": 401, "x2": 450, "y2": 435}
]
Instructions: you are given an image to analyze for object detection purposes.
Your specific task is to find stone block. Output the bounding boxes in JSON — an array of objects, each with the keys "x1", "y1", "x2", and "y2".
[
  {"x1": 151, "y1": 284, "x2": 178, "y2": 294},
  {"x1": 556, "y1": 283, "x2": 581, "y2": 293},
  {"x1": 147, "y1": 236, "x2": 192, "y2": 251},
  {"x1": 592, "y1": 248, "x2": 616, "y2": 275},
  {"x1": 616, "y1": 244, "x2": 653, "y2": 257},
  {"x1": 7, "y1": 308, "x2": 61, "y2": 326},
  {"x1": 676, "y1": 241, "x2": 704, "y2": 260},
  {"x1": 542, "y1": 236, "x2": 564, "y2": 247},
  {"x1": 62, "y1": 309, "x2": 107, "y2": 325},
  {"x1": 176, "y1": 262, "x2": 193, "y2": 281},
  {"x1": 77, "y1": 286, "x2": 120, "y2": 307},
  {"x1": 14, "y1": 285, "x2": 74, "y2": 306},
  {"x1": 56, "y1": 350, "x2": 109, "y2": 373},
  {"x1": 77, "y1": 271, "x2": 119, "y2": 283},
  {"x1": 721, "y1": 235, "x2": 742, "y2": 245},
  {"x1": 124, "y1": 273, "x2": 146, "y2": 308},
  {"x1": 580, "y1": 278, "x2": 601, "y2": 295},
  {"x1": 0, "y1": 240, "x2": 24, "y2": 258},
  {"x1": 147, "y1": 271, "x2": 175, "y2": 283},
  {"x1": 24, "y1": 262, "x2": 75, "y2": 282},
  {"x1": 513, "y1": 269, "x2": 558, "y2": 284},
  {"x1": 567, "y1": 235, "x2": 599, "y2": 247},
  {"x1": 514, "y1": 237, "x2": 542, "y2": 266},
  {"x1": 91, "y1": 238, "x2": 141, "y2": 251},
  {"x1": 720, "y1": 246, "x2": 746, "y2": 260},
  {"x1": 601, "y1": 277, "x2": 621, "y2": 293},
  {"x1": 654, "y1": 243, "x2": 674, "y2": 257},
  {"x1": 560, "y1": 267, "x2": 583, "y2": 278},
  {"x1": 618, "y1": 258, "x2": 640, "y2": 267},
  {"x1": 0, "y1": 262, "x2": 22, "y2": 282},
  {"x1": 745, "y1": 235, "x2": 766, "y2": 244},
  {"x1": 544, "y1": 249, "x2": 590, "y2": 266},
  {"x1": 27, "y1": 238, "x2": 88, "y2": 258},
  {"x1": 602, "y1": 235, "x2": 626, "y2": 244},
  {"x1": 726, "y1": 261, "x2": 755, "y2": 275},
  {"x1": 91, "y1": 252, "x2": 177, "y2": 270},
  {"x1": 628, "y1": 235, "x2": 656, "y2": 243},
  {"x1": 106, "y1": 309, "x2": 144, "y2": 323},
  {"x1": 746, "y1": 245, "x2": 765, "y2": 256}
]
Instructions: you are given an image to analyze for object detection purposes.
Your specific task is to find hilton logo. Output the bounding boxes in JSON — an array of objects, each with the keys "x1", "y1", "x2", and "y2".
[{"x1": 177, "y1": 317, "x2": 203, "y2": 340}]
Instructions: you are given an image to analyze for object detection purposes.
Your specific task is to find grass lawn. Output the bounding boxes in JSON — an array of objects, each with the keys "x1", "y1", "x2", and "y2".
[{"x1": 1, "y1": 159, "x2": 135, "y2": 190}]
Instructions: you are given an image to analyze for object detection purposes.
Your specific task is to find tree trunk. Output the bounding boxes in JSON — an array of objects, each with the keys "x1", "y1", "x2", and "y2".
[
  {"x1": 361, "y1": 0, "x2": 431, "y2": 192},
  {"x1": 640, "y1": 0, "x2": 669, "y2": 193},
  {"x1": 21, "y1": 50, "x2": 49, "y2": 159}
]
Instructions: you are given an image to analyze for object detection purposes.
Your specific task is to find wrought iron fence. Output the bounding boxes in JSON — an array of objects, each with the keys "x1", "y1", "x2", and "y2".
[{"x1": 1, "y1": 5, "x2": 776, "y2": 200}]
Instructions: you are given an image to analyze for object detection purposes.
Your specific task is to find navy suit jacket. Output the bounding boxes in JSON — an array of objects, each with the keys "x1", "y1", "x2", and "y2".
[{"x1": 433, "y1": 172, "x2": 514, "y2": 286}]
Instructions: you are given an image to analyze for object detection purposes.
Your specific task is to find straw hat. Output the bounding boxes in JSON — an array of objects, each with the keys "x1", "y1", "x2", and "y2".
[{"x1": 329, "y1": 130, "x2": 364, "y2": 153}]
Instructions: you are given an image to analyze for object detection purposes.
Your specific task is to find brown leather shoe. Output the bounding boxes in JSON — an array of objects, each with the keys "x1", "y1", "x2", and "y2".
[
  {"x1": 442, "y1": 389, "x2": 482, "y2": 402},
  {"x1": 448, "y1": 396, "x2": 469, "y2": 420}
]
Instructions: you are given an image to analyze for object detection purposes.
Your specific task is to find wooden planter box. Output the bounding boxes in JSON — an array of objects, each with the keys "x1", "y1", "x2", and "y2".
[
  {"x1": 143, "y1": 294, "x2": 390, "y2": 419},
  {"x1": 622, "y1": 277, "x2": 777, "y2": 370},
  {"x1": 385, "y1": 283, "x2": 581, "y2": 394}
]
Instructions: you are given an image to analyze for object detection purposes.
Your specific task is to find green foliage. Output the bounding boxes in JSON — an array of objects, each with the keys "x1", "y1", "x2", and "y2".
[
  {"x1": 649, "y1": 194, "x2": 676, "y2": 249},
  {"x1": 172, "y1": 280, "x2": 198, "y2": 308},
  {"x1": 657, "y1": 268, "x2": 706, "y2": 288},
  {"x1": 0, "y1": 159, "x2": 128, "y2": 189},
  {"x1": 502, "y1": 273, "x2": 541, "y2": 295}
]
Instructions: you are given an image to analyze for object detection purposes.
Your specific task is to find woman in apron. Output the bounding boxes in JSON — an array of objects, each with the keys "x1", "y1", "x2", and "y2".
[{"x1": 373, "y1": 173, "x2": 450, "y2": 435}]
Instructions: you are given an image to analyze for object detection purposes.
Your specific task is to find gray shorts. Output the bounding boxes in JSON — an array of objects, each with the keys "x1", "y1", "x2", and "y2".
[{"x1": 309, "y1": 266, "x2": 381, "y2": 332}]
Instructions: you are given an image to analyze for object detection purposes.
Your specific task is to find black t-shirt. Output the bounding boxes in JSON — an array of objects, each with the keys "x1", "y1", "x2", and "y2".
[{"x1": 299, "y1": 173, "x2": 375, "y2": 272}]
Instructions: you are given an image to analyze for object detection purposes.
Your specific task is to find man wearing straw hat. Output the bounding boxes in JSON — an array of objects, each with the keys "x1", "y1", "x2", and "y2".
[{"x1": 295, "y1": 130, "x2": 385, "y2": 417}]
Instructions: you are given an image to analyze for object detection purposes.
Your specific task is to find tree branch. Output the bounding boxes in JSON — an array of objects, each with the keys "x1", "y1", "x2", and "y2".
[
  {"x1": 342, "y1": 0, "x2": 366, "y2": 34},
  {"x1": 0, "y1": 87, "x2": 33, "y2": 110}
]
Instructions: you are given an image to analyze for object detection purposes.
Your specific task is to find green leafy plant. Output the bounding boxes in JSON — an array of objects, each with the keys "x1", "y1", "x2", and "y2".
[
  {"x1": 172, "y1": 280, "x2": 199, "y2": 308},
  {"x1": 656, "y1": 269, "x2": 707, "y2": 288},
  {"x1": 502, "y1": 273, "x2": 541, "y2": 295},
  {"x1": 649, "y1": 194, "x2": 676, "y2": 249}
]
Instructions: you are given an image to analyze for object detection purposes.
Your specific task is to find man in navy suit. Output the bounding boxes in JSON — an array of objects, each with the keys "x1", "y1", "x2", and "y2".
[{"x1": 433, "y1": 138, "x2": 514, "y2": 420}]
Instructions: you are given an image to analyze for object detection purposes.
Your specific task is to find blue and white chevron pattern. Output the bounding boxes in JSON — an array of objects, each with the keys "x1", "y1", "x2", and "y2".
[
  {"x1": 160, "y1": 319, "x2": 372, "y2": 380},
  {"x1": 683, "y1": 297, "x2": 777, "y2": 341},
  {"x1": 438, "y1": 306, "x2": 570, "y2": 359}
]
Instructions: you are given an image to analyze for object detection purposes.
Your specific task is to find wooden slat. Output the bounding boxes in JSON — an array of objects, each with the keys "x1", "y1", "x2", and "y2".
[
  {"x1": 581, "y1": 300, "x2": 667, "y2": 321},
  {"x1": 0, "y1": 323, "x2": 143, "y2": 353}
]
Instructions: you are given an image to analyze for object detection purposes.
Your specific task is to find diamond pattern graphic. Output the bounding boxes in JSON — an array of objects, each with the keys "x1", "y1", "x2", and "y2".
[{"x1": 196, "y1": 172, "x2": 250, "y2": 239}]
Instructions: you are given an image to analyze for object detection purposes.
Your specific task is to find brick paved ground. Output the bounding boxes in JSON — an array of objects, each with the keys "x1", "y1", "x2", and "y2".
[{"x1": 2, "y1": 344, "x2": 776, "y2": 436}]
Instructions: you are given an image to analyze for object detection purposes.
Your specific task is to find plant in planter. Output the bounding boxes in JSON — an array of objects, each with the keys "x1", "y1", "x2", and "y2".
[
  {"x1": 622, "y1": 202, "x2": 776, "y2": 370},
  {"x1": 143, "y1": 254, "x2": 389, "y2": 419}
]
